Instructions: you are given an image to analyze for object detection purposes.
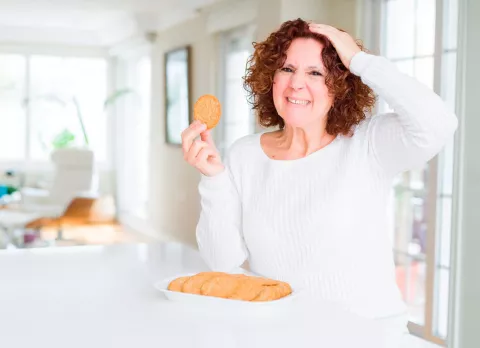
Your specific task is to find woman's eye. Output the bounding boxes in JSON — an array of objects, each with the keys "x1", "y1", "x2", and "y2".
[
  {"x1": 281, "y1": 67, "x2": 293, "y2": 73},
  {"x1": 310, "y1": 71, "x2": 323, "y2": 76}
]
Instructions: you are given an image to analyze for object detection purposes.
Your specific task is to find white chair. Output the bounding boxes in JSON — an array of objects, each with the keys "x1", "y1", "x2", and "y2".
[
  {"x1": 0, "y1": 148, "x2": 98, "y2": 248},
  {"x1": 21, "y1": 148, "x2": 98, "y2": 216}
]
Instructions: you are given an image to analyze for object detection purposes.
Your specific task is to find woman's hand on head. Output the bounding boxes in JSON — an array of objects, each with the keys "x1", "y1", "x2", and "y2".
[
  {"x1": 308, "y1": 23, "x2": 361, "y2": 69},
  {"x1": 181, "y1": 120, "x2": 225, "y2": 177}
]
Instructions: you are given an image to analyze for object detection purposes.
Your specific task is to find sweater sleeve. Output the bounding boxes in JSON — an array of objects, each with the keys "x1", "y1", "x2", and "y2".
[
  {"x1": 195, "y1": 148, "x2": 248, "y2": 272},
  {"x1": 349, "y1": 51, "x2": 458, "y2": 176}
]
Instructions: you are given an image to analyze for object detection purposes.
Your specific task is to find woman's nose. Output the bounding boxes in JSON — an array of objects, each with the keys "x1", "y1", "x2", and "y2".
[{"x1": 289, "y1": 72, "x2": 305, "y2": 90}]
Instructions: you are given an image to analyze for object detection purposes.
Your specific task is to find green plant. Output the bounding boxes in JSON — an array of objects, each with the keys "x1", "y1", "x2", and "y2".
[
  {"x1": 51, "y1": 129, "x2": 76, "y2": 149},
  {"x1": 29, "y1": 88, "x2": 136, "y2": 149}
]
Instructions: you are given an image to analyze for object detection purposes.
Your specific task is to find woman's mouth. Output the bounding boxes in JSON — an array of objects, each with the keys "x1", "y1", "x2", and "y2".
[{"x1": 286, "y1": 97, "x2": 311, "y2": 106}]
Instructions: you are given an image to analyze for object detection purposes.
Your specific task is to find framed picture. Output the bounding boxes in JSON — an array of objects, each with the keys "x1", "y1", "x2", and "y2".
[{"x1": 164, "y1": 45, "x2": 192, "y2": 145}]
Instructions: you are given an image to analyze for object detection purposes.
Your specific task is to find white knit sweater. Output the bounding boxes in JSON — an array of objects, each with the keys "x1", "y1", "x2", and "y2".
[{"x1": 196, "y1": 52, "x2": 458, "y2": 318}]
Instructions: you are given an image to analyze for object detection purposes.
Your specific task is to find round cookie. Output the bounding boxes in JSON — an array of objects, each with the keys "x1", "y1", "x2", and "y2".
[
  {"x1": 228, "y1": 278, "x2": 265, "y2": 301},
  {"x1": 181, "y1": 272, "x2": 226, "y2": 295},
  {"x1": 200, "y1": 275, "x2": 239, "y2": 298},
  {"x1": 252, "y1": 285, "x2": 281, "y2": 302},
  {"x1": 193, "y1": 94, "x2": 222, "y2": 129},
  {"x1": 168, "y1": 276, "x2": 190, "y2": 292},
  {"x1": 252, "y1": 281, "x2": 292, "y2": 302}
]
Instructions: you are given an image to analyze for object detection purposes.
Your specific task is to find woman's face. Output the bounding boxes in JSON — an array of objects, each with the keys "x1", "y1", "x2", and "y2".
[{"x1": 272, "y1": 38, "x2": 334, "y2": 128}]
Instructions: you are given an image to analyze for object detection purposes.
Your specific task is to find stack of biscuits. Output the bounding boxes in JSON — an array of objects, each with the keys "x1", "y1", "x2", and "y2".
[{"x1": 167, "y1": 272, "x2": 292, "y2": 302}]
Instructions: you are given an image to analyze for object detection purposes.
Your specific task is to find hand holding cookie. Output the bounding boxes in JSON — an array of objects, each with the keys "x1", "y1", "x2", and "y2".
[{"x1": 181, "y1": 95, "x2": 224, "y2": 177}]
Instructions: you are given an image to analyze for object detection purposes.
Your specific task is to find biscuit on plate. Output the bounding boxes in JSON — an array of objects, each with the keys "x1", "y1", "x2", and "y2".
[
  {"x1": 228, "y1": 278, "x2": 264, "y2": 301},
  {"x1": 253, "y1": 281, "x2": 292, "y2": 302},
  {"x1": 200, "y1": 275, "x2": 239, "y2": 298},
  {"x1": 167, "y1": 276, "x2": 190, "y2": 292},
  {"x1": 181, "y1": 272, "x2": 225, "y2": 295},
  {"x1": 167, "y1": 271, "x2": 292, "y2": 302}
]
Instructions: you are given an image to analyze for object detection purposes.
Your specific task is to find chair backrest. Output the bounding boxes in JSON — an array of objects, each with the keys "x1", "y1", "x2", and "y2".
[{"x1": 48, "y1": 148, "x2": 97, "y2": 207}]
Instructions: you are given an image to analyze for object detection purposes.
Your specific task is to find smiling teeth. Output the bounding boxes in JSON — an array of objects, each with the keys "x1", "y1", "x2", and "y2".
[{"x1": 287, "y1": 98, "x2": 309, "y2": 105}]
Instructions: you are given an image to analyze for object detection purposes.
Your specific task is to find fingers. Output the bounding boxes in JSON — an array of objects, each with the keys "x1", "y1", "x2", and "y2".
[
  {"x1": 196, "y1": 146, "x2": 218, "y2": 164},
  {"x1": 185, "y1": 138, "x2": 219, "y2": 161},
  {"x1": 308, "y1": 23, "x2": 335, "y2": 31},
  {"x1": 307, "y1": 22, "x2": 359, "y2": 69},
  {"x1": 185, "y1": 139, "x2": 208, "y2": 164},
  {"x1": 181, "y1": 120, "x2": 207, "y2": 154},
  {"x1": 181, "y1": 120, "x2": 222, "y2": 175},
  {"x1": 308, "y1": 23, "x2": 339, "y2": 39},
  {"x1": 308, "y1": 23, "x2": 330, "y2": 31},
  {"x1": 200, "y1": 129, "x2": 216, "y2": 148}
]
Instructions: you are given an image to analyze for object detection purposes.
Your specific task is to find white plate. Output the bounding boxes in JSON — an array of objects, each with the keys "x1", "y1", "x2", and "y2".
[{"x1": 154, "y1": 272, "x2": 302, "y2": 307}]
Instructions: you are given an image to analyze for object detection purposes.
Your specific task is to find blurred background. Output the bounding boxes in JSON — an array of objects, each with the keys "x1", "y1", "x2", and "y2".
[{"x1": 0, "y1": 0, "x2": 477, "y2": 347}]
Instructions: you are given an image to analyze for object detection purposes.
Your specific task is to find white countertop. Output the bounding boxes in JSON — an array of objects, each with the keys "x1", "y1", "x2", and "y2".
[{"x1": 0, "y1": 242, "x2": 439, "y2": 348}]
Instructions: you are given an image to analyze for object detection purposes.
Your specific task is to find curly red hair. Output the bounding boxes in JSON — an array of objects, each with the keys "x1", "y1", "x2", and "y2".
[{"x1": 243, "y1": 18, "x2": 376, "y2": 136}]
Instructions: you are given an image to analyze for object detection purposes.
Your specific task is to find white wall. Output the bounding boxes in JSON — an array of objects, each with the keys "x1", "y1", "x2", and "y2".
[
  {"x1": 144, "y1": 0, "x2": 361, "y2": 246},
  {"x1": 148, "y1": 14, "x2": 217, "y2": 246},
  {"x1": 327, "y1": 0, "x2": 358, "y2": 36}
]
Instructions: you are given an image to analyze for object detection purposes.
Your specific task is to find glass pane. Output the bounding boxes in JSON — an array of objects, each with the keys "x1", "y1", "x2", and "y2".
[
  {"x1": 0, "y1": 54, "x2": 26, "y2": 160},
  {"x1": 416, "y1": 0, "x2": 436, "y2": 56},
  {"x1": 224, "y1": 50, "x2": 253, "y2": 149},
  {"x1": 391, "y1": 168, "x2": 429, "y2": 258},
  {"x1": 384, "y1": 0, "x2": 416, "y2": 59},
  {"x1": 222, "y1": 26, "x2": 255, "y2": 152},
  {"x1": 165, "y1": 48, "x2": 190, "y2": 145},
  {"x1": 395, "y1": 256, "x2": 426, "y2": 325},
  {"x1": 434, "y1": 267, "x2": 450, "y2": 339},
  {"x1": 444, "y1": 0, "x2": 458, "y2": 50},
  {"x1": 29, "y1": 56, "x2": 108, "y2": 161},
  {"x1": 441, "y1": 51, "x2": 457, "y2": 111},
  {"x1": 391, "y1": 166, "x2": 429, "y2": 326},
  {"x1": 413, "y1": 57, "x2": 434, "y2": 90}
]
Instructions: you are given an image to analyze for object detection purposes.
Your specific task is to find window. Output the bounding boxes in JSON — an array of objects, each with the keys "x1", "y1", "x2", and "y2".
[
  {"x1": 0, "y1": 53, "x2": 108, "y2": 164},
  {"x1": 218, "y1": 25, "x2": 256, "y2": 154},
  {"x1": 378, "y1": 0, "x2": 458, "y2": 344}
]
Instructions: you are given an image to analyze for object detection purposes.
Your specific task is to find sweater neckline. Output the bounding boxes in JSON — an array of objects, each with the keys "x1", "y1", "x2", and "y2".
[{"x1": 256, "y1": 132, "x2": 341, "y2": 164}]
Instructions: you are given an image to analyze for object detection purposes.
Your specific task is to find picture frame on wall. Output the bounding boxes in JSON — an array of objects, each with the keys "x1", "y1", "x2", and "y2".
[{"x1": 164, "y1": 45, "x2": 191, "y2": 145}]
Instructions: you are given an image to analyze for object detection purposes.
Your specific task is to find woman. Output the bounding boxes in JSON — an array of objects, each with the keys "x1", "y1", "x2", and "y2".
[{"x1": 180, "y1": 19, "x2": 457, "y2": 320}]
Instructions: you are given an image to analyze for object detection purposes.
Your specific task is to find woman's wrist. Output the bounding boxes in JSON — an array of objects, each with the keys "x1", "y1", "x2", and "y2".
[{"x1": 199, "y1": 168, "x2": 230, "y2": 190}]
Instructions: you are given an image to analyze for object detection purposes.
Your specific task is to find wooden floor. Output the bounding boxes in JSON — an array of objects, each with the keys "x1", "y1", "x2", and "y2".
[{"x1": 34, "y1": 223, "x2": 156, "y2": 247}]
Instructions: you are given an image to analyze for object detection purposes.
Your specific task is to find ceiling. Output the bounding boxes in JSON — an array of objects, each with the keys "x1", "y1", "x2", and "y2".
[{"x1": 0, "y1": 0, "x2": 224, "y2": 47}]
